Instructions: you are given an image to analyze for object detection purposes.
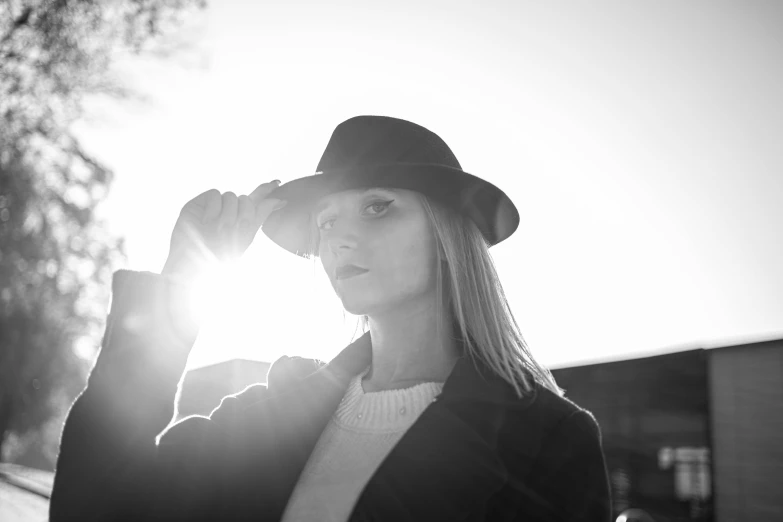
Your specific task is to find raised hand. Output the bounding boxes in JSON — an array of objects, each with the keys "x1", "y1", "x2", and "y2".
[{"x1": 161, "y1": 180, "x2": 286, "y2": 281}]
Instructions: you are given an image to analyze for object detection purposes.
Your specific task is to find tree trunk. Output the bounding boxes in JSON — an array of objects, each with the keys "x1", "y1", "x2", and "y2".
[{"x1": 0, "y1": 393, "x2": 12, "y2": 461}]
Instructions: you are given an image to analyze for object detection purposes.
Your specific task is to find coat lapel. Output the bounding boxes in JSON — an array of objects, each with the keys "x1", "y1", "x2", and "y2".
[
  {"x1": 348, "y1": 400, "x2": 508, "y2": 520},
  {"x1": 348, "y1": 352, "x2": 537, "y2": 521}
]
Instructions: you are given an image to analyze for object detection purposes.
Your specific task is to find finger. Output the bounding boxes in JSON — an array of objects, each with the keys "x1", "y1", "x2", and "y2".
[
  {"x1": 182, "y1": 188, "x2": 219, "y2": 219},
  {"x1": 217, "y1": 191, "x2": 239, "y2": 231},
  {"x1": 186, "y1": 188, "x2": 218, "y2": 206},
  {"x1": 249, "y1": 179, "x2": 281, "y2": 204},
  {"x1": 237, "y1": 195, "x2": 255, "y2": 225},
  {"x1": 236, "y1": 195, "x2": 256, "y2": 239},
  {"x1": 200, "y1": 189, "x2": 223, "y2": 224}
]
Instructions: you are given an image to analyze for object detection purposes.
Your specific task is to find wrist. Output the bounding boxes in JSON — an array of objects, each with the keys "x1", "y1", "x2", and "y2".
[{"x1": 161, "y1": 254, "x2": 199, "y2": 282}]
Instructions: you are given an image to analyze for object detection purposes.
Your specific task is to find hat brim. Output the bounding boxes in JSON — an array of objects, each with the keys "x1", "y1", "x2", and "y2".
[{"x1": 261, "y1": 163, "x2": 519, "y2": 258}]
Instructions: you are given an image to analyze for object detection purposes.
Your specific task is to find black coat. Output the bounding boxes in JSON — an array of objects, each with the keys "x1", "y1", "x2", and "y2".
[{"x1": 50, "y1": 270, "x2": 611, "y2": 521}]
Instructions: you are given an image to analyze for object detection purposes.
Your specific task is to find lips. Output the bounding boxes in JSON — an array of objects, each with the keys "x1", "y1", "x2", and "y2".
[{"x1": 335, "y1": 264, "x2": 369, "y2": 280}]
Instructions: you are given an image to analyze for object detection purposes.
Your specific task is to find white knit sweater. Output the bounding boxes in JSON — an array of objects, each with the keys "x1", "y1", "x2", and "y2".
[{"x1": 280, "y1": 366, "x2": 444, "y2": 522}]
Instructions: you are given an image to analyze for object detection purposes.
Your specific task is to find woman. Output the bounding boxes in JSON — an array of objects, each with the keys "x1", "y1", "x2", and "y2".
[{"x1": 50, "y1": 116, "x2": 611, "y2": 521}]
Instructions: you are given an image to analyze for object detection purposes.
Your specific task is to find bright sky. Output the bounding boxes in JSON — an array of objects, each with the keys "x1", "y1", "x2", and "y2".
[{"x1": 73, "y1": 1, "x2": 783, "y2": 371}]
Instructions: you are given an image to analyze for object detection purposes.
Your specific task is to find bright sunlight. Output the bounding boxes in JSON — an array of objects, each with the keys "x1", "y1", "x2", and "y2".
[{"x1": 183, "y1": 237, "x2": 361, "y2": 371}]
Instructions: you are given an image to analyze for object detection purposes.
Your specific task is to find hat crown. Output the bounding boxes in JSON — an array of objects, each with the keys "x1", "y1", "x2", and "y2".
[{"x1": 316, "y1": 116, "x2": 462, "y2": 172}]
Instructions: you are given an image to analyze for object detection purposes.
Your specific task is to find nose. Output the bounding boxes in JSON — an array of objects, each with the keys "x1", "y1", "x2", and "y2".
[{"x1": 325, "y1": 221, "x2": 360, "y2": 256}]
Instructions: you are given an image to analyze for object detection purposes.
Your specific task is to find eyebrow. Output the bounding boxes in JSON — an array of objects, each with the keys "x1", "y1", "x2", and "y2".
[{"x1": 314, "y1": 187, "x2": 398, "y2": 216}]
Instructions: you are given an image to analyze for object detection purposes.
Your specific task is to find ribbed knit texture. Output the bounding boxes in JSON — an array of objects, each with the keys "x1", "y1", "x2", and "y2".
[{"x1": 280, "y1": 366, "x2": 444, "y2": 522}]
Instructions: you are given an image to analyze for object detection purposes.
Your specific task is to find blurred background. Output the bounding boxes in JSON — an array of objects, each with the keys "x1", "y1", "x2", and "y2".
[{"x1": 1, "y1": 1, "x2": 781, "y2": 520}]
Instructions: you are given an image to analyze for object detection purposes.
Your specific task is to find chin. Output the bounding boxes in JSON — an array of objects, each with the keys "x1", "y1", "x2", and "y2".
[
  {"x1": 337, "y1": 291, "x2": 389, "y2": 317},
  {"x1": 340, "y1": 298, "x2": 376, "y2": 317}
]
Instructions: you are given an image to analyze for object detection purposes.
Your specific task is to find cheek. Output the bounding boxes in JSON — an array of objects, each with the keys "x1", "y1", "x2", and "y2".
[{"x1": 368, "y1": 222, "x2": 436, "y2": 294}]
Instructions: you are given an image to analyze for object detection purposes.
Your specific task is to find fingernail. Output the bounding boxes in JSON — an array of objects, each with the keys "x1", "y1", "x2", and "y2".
[{"x1": 272, "y1": 179, "x2": 281, "y2": 185}]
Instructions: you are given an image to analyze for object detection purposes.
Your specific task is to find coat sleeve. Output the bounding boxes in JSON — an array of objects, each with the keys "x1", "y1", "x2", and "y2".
[
  {"x1": 49, "y1": 269, "x2": 215, "y2": 522},
  {"x1": 522, "y1": 409, "x2": 612, "y2": 522}
]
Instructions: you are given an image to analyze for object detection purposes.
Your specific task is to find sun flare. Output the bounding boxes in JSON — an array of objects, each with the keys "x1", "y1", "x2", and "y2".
[{"x1": 182, "y1": 247, "x2": 357, "y2": 371}]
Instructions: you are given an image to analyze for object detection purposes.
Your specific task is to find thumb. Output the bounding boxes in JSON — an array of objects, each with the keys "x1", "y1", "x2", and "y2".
[{"x1": 248, "y1": 179, "x2": 281, "y2": 205}]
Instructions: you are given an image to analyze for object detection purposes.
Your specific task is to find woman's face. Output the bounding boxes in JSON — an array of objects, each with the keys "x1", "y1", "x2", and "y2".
[{"x1": 315, "y1": 187, "x2": 439, "y2": 316}]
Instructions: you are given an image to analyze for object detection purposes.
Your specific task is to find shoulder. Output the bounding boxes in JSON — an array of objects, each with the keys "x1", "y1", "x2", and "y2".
[
  {"x1": 528, "y1": 384, "x2": 601, "y2": 437},
  {"x1": 205, "y1": 355, "x2": 326, "y2": 423},
  {"x1": 526, "y1": 386, "x2": 604, "y2": 465},
  {"x1": 266, "y1": 355, "x2": 326, "y2": 392},
  {"x1": 496, "y1": 383, "x2": 606, "y2": 486},
  {"x1": 502, "y1": 382, "x2": 601, "y2": 440},
  {"x1": 161, "y1": 355, "x2": 324, "y2": 445},
  {"x1": 498, "y1": 384, "x2": 611, "y2": 521},
  {"x1": 204, "y1": 355, "x2": 324, "y2": 428}
]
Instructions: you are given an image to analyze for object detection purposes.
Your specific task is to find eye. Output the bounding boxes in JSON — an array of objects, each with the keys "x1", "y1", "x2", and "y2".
[
  {"x1": 317, "y1": 199, "x2": 393, "y2": 231},
  {"x1": 364, "y1": 199, "x2": 394, "y2": 215}
]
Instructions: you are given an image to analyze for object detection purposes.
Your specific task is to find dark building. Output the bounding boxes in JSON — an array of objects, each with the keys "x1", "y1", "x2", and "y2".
[
  {"x1": 707, "y1": 338, "x2": 782, "y2": 522},
  {"x1": 552, "y1": 349, "x2": 711, "y2": 521},
  {"x1": 551, "y1": 336, "x2": 782, "y2": 522}
]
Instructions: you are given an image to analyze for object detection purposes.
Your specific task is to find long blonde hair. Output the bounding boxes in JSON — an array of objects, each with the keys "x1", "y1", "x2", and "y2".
[{"x1": 307, "y1": 191, "x2": 563, "y2": 399}]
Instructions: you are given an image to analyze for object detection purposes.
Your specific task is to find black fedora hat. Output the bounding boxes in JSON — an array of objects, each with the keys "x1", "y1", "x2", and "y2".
[{"x1": 262, "y1": 115, "x2": 520, "y2": 258}]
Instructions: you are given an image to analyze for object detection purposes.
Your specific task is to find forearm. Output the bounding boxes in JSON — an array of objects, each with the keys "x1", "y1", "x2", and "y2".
[{"x1": 51, "y1": 269, "x2": 201, "y2": 521}]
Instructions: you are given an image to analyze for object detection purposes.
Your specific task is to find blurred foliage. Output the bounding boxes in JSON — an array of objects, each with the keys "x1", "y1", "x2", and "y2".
[{"x1": 0, "y1": 0, "x2": 205, "y2": 469}]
